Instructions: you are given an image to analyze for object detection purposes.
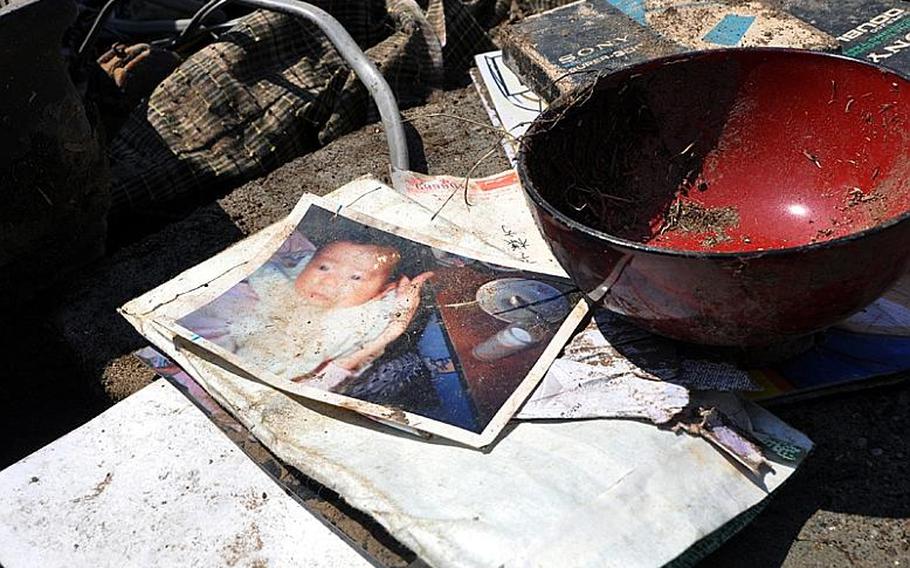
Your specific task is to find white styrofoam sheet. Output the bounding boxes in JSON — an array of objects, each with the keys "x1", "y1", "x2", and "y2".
[{"x1": 0, "y1": 380, "x2": 371, "y2": 568}]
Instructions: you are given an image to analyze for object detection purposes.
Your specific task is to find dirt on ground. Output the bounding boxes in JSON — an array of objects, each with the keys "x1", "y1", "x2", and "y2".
[{"x1": 2, "y1": 85, "x2": 908, "y2": 567}]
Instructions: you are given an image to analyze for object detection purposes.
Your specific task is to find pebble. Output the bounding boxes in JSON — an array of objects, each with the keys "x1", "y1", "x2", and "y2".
[{"x1": 871, "y1": 448, "x2": 884, "y2": 457}]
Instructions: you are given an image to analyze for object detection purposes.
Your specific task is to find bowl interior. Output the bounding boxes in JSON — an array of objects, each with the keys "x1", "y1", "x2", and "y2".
[{"x1": 521, "y1": 49, "x2": 910, "y2": 253}]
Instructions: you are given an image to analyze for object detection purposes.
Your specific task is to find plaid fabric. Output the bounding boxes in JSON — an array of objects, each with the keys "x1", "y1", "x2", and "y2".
[{"x1": 109, "y1": 0, "x2": 501, "y2": 212}]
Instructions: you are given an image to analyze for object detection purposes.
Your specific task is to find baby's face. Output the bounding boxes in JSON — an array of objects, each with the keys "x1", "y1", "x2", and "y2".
[{"x1": 295, "y1": 241, "x2": 397, "y2": 309}]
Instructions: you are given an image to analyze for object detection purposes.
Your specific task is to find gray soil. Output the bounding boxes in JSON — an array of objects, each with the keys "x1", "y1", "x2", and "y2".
[{"x1": 2, "y1": 86, "x2": 907, "y2": 567}]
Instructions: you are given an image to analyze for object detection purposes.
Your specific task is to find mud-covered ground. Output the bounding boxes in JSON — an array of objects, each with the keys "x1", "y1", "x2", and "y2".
[{"x1": 2, "y1": 86, "x2": 907, "y2": 567}]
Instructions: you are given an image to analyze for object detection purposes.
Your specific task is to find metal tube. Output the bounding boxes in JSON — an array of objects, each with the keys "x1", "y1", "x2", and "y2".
[
  {"x1": 147, "y1": 0, "x2": 220, "y2": 15},
  {"x1": 77, "y1": 0, "x2": 123, "y2": 58},
  {"x1": 178, "y1": 0, "x2": 409, "y2": 171},
  {"x1": 109, "y1": 17, "x2": 240, "y2": 34},
  {"x1": 174, "y1": 0, "x2": 226, "y2": 43}
]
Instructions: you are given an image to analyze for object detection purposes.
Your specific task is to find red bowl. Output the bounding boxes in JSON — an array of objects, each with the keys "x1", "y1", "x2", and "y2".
[{"x1": 518, "y1": 48, "x2": 910, "y2": 346}]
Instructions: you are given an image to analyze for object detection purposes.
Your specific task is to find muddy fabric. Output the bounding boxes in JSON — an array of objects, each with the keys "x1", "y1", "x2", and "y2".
[{"x1": 109, "y1": 0, "x2": 506, "y2": 212}]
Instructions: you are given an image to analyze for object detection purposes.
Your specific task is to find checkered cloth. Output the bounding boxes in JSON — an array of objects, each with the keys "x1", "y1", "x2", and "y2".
[{"x1": 109, "y1": 0, "x2": 516, "y2": 212}]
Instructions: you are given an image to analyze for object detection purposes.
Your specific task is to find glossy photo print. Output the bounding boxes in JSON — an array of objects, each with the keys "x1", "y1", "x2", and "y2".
[{"x1": 171, "y1": 203, "x2": 585, "y2": 447}]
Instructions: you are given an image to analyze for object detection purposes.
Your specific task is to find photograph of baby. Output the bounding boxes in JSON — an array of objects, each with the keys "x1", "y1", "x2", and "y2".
[{"x1": 175, "y1": 204, "x2": 583, "y2": 446}]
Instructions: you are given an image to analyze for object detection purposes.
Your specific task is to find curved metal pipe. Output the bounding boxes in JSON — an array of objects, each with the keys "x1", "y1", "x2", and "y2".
[
  {"x1": 174, "y1": 0, "x2": 226, "y2": 43},
  {"x1": 77, "y1": 0, "x2": 124, "y2": 58},
  {"x1": 108, "y1": 17, "x2": 241, "y2": 35},
  {"x1": 177, "y1": 0, "x2": 409, "y2": 171}
]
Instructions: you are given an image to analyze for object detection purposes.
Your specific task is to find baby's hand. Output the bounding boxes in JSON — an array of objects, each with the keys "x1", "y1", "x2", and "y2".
[
  {"x1": 336, "y1": 272, "x2": 434, "y2": 373},
  {"x1": 385, "y1": 272, "x2": 434, "y2": 337}
]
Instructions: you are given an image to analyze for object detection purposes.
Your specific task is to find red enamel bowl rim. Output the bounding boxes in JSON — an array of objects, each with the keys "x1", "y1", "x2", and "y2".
[{"x1": 517, "y1": 47, "x2": 910, "y2": 260}]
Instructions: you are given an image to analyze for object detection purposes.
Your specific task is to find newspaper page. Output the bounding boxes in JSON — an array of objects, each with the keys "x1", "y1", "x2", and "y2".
[
  {"x1": 390, "y1": 168, "x2": 561, "y2": 273},
  {"x1": 121, "y1": 178, "x2": 812, "y2": 568}
]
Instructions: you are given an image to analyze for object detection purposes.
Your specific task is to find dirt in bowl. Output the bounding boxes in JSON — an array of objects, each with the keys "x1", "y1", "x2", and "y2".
[
  {"x1": 537, "y1": 104, "x2": 728, "y2": 244},
  {"x1": 521, "y1": 53, "x2": 745, "y2": 245},
  {"x1": 654, "y1": 197, "x2": 741, "y2": 248}
]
